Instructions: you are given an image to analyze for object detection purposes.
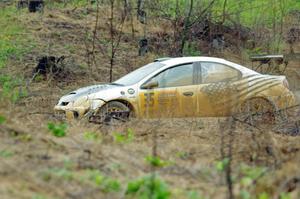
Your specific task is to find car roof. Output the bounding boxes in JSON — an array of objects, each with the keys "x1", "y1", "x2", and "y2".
[
  {"x1": 159, "y1": 56, "x2": 258, "y2": 75},
  {"x1": 159, "y1": 56, "x2": 225, "y2": 65}
]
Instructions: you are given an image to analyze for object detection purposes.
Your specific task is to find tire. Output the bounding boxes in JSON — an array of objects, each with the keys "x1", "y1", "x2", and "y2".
[
  {"x1": 89, "y1": 101, "x2": 130, "y2": 124},
  {"x1": 240, "y1": 98, "x2": 276, "y2": 126}
]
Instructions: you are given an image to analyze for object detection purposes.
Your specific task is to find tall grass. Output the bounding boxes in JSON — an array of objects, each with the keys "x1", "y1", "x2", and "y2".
[
  {"x1": 0, "y1": 7, "x2": 29, "y2": 69},
  {"x1": 0, "y1": 6, "x2": 33, "y2": 102}
]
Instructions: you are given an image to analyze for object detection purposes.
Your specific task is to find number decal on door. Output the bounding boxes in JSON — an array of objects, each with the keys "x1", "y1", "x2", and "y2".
[{"x1": 144, "y1": 92, "x2": 154, "y2": 107}]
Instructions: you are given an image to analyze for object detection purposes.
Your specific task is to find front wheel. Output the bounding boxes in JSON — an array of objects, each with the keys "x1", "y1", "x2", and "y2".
[{"x1": 88, "y1": 101, "x2": 130, "y2": 124}]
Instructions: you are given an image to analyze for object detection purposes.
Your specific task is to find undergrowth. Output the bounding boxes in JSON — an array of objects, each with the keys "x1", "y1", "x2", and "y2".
[{"x1": 0, "y1": 6, "x2": 34, "y2": 102}]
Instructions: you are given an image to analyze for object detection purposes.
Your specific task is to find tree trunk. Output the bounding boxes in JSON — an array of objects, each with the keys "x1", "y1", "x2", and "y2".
[{"x1": 179, "y1": 0, "x2": 193, "y2": 56}]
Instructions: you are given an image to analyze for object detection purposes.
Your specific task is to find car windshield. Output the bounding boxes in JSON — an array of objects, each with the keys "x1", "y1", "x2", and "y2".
[{"x1": 114, "y1": 62, "x2": 165, "y2": 86}]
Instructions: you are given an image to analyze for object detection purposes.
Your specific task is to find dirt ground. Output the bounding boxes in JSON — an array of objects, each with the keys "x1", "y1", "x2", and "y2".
[{"x1": 0, "y1": 4, "x2": 300, "y2": 199}]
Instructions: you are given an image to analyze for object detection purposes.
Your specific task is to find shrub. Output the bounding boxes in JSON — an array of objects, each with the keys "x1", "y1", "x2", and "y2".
[
  {"x1": 0, "y1": 150, "x2": 14, "y2": 158},
  {"x1": 83, "y1": 131, "x2": 101, "y2": 142},
  {"x1": 0, "y1": 75, "x2": 27, "y2": 102},
  {"x1": 88, "y1": 170, "x2": 121, "y2": 193},
  {"x1": 126, "y1": 175, "x2": 171, "y2": 199},
  {"x1": 0, "y1": 115, "x2": 6, "y2": 124},
  {"x1": 145, "y1": 155, "x2": 170, "y2": 168},
  {"x1": 47, "y1": 122, "x2": 67, "y2": 137},
  {"x1": 113, "y1": 128, "x2": 134, "y2": 144}
]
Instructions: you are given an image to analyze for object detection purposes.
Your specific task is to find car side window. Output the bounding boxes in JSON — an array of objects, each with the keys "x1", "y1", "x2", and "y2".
[
  {"x1": 148, "y1": 64, "x2": 194, "y2": 88},
  {"x1": 200, "y1": 62, "x2": 241, "y2": 84}
]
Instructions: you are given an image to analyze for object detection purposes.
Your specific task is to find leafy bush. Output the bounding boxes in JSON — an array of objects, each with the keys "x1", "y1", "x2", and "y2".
[
  {"x1": 83, "y1": 131, "x2": 101, "y2": 142},
  {"x1": 0, "y1": 7, "x2": 30, "y2": 69},
  {"x1": 183, "y1": 42, "x2": 201, "y2": 56},
  {"x1": 126, "y1": 175, "x2": 171, "y2": 199},
  {"x1": 0, "y1": 150, "x2": 14, "y2": 158},
  {"x1": 113, "y1": 128, "x2": 134, "y2": 143},
  {"x1": 186, "y1": 190, "x2": 205, "y2": 199},
  {"x1": 47, "y1": 122, "x2": 67, "y2": 137},
  {"x1": 0, "y1": 75, "x2": 27, "y2": 102},
  {"x1": 0, "y1": 7, "x2": 33, "y2": 102},
  {"x1": 0, "y1": 115, "x2": 6, "y2": 124},
  {"x1": 215, "y1": 158, "x2": 230, "y2": 172},
  {"x1": 88, "y1": 170, "x2": 121, "y2": 193},
  {"x1": 41, "y1": 168, "x2": 74, "y2": 182},
  {"x1": 145, "y1": 155, "x2": 170, "y2": 168}
]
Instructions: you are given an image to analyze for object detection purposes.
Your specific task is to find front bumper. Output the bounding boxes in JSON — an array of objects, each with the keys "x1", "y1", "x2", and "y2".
[
  {"x1": 54, "y1": 99, "x2": 105, "y2": 120},
  {"x1": 54, "y1": 105, "x2": 89, "y2": 120}
]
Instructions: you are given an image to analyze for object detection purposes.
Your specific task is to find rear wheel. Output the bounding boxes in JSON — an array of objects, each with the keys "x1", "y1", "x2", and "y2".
[
  {"x1": 240, "y1": 98, "x2": 276, "y2": 126},
  {"x1": 89, "y1": 101, "x2": 130, "y2": 124}
]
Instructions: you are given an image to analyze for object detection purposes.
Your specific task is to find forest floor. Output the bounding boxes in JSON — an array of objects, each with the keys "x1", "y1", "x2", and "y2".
[{"x1": 0, "y1": 4, "x2": 300, "y2": 199}]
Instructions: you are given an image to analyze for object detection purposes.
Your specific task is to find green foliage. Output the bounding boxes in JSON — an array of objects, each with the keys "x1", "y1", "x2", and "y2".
[
  {"x1": 0, "y1": 115, "x2": 6, "y2": 125},
  {"x1": 145, "y1": 155, "x2": 169, "y2": 168},
  {"x1": 113, "y1": 128, "x2": 134, "y2": 143},
  {"x1": 215, "y1": 158, "x2": 230, "y2": 172},
  {"x1": 279, "y1": 193, "x2": 291, "y2": 199},
  {"x1": 83, "y1": 131, "x2": 101, "y2": 142},
  {"x1": 65, "y1": 0, "x2": 89, "y2": 7},
  {"x1": 207, "y1": 0, "x2": 300, "y2": 28},
  {"x1": 0, "y1": 7, "x2": 31, "y2": 69},
  {"x1": 239, "y1": 189, "x2": 251, "y2": 199},
  {"x1": 239, "y1": 164, "x2": 267, "y2": 186},
  {"x1": 0, "y1": 150, "x2": 14, "y2": 158},
  {"x1": 31, "y1": 194, "x2": 48, "y2": 199},
  {"x1": 47, "y1": 0, "x2": 89, "y2": 8},
  {"x1": 15, "y1": 133, "x2": 32, "y2": 142},
  {"x1": 183, "y1": 42, "x2": 201, "y2": 56},
  {"x1": 126, "y1": 175, "x2": 171, "y2": 199},
  {"x1": 42, "y1": 168, "x2": 74, "y2": 181},
  {"x1": 258, "y1": 192, "x2": 270, "y2": 199},
  {"x1": 0, "y1": 6, "x2": 33, "y2": 102},
  {"x1": 88, "y1": 170, "x2": 121, "y2": 193},
  {"x1": 0, "y1": 75, "x2": 27, "y2": 102},
  {"x1": 47, "y1": 122, "x2": 67, "y2": 137},
  {"x1": 175, "y1": 151, "x2": 189, "y2": 159},
  {"x1": 157, "y1": 0, "x2": 300, "y2": 27},
  {"x1": 186, "y1": 190, "x2": 205, "y2": 199}
]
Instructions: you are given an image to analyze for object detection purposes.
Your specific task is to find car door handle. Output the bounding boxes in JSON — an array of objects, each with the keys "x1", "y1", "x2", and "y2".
[{"x1": 183, "y1": 91, "x2": 194, "y2": 97}]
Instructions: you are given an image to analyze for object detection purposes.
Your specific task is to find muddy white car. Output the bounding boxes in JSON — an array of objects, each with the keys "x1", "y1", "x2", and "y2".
[{"x1": 54, "y1": 57, "x2": 296, "y2": 123}]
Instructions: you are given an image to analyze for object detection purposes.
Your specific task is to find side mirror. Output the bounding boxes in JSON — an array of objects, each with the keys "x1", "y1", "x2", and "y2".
[{"x1": 141, "y1": 80, "x2": 158, "y2": 89}]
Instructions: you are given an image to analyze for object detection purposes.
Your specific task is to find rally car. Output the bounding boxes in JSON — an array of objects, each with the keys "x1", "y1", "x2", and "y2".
[{"x1": 54, "y1": 57, "x2": 296, "y2": 123}]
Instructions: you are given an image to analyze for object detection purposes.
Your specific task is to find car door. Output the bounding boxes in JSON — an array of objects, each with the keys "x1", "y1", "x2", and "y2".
[
  {"x1": 197, "y1": 62, "x2": 242, "y2": 116},
  {"x1": 138, "y1": 63, "x2": 198, "y2": 118}
]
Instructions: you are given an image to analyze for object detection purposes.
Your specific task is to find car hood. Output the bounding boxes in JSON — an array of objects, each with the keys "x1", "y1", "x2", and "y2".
[{"x1": 58, "y1": 84, "x2": 119, "y2": 104}]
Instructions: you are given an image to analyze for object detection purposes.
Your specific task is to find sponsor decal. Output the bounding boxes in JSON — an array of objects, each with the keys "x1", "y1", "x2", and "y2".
[{"x1": 128, "y1": 88, "x2": 135, "y2": 95}]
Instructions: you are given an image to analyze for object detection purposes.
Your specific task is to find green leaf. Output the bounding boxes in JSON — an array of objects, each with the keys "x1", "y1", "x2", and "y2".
[
  {"x1": 113, "y1": 128, "x2": 135, "y2": 144},
  {"x1": 126, "y1": 175, "x2": 170, "y2": 199},
  {"x1": 0, "y1": 115, "x2": 6, "y2": 124},
  {"x1": 279, "y1": 192, "x2": 291, "y2": 199},
  {"x1": 258, "y1": 192, "x2": 270, "y2": 199},
  {"x1": 240, "y1": 177, "x2": 253, "y2": 187},
  {"x1": 145, "y1": 155, "x2": 169, "y2": 167},
  {"x1": 126, "y1": 179, "x2": 144, "y2": 194},
  {"x1": 240, "y1": 190, "x2": 251, "y2": 199},
  {"x1": 215, "y1": 158, "x2": 230, "y2": 172},
  {"x1": 84, "y1": 132, "x2": 101, "y2": 141},
  {"x1": 0, "y1": 150, "x2": 14, "y2": 158},
  {"x1": 47, "y1": 122, "x2": 67, "y2": 137}
]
